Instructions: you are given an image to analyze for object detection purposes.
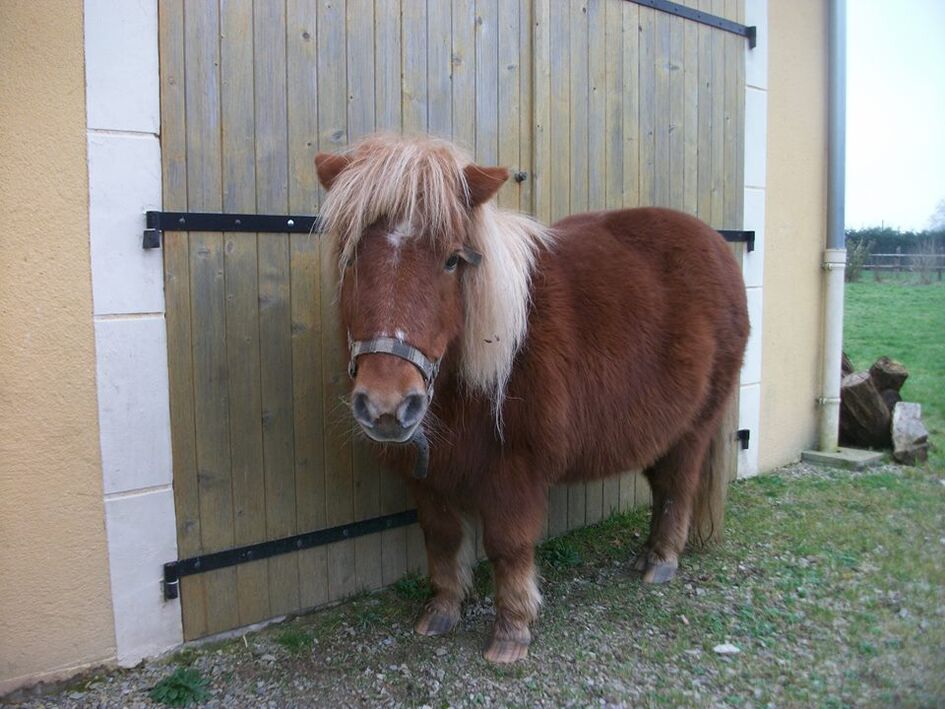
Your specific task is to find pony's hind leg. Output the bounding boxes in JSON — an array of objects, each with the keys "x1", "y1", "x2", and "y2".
[
  {"x1": 638, "y1": 430, "x2": 713, "y2": 583},
  {"x1": 479, "y1": 481, "x2": 547, "y2": 664},
  {"x1": 412, "y1": 486, "x2": 475, "y2": 636}
]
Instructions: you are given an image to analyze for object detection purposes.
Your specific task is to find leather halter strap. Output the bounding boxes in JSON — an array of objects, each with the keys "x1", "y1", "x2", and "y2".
[{"x1": 347, "y1": 335, "x2": 441, "y2": 397}]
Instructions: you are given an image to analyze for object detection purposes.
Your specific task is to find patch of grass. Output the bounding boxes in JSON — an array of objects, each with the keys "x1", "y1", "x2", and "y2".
[
  {"x1": 392, "y1": 571, "x2": 431, "y2": 601},
  {"x1": 274, "y1": 627, "x2": 314, "y2": 655},
  {"x1": 844, "y1": 279, "x2": 945, "y2": 467},
  {"x1": 148, "y1": 667, "x2": 210, "y2": 707},
  {"x1": 537, "y1": 536, "x2": 582, "y2": 570}
]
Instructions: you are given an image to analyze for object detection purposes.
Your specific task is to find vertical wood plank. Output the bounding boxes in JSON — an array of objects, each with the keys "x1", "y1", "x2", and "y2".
[
  {"x1": 668, "y1": 14, "x2": 685, "y2": 210},
  {"x1": 254, "y1": 0, "x2": 301, "y2": 618},
  {"x1": 696, "y1": 0, "x2": 714, "y2": 222},
  {"x1": 637, "y1": 4, "x2": 656, "y2": 207},
  {"x1": 621, "y1": 0, "x2": 640, "y2": 208},
  {"x1": 184, "y1": 0, "x2": 240, "y2": 637},
  {"x1": 160, "y1": 0, "x2": 207, "y2": 641},
  {"x1": 532, "y1": 0, "x2": 551, "y2": 223},
  {"x1": 710, "y1": 0, "x2": 726, "y2": 226},
  {"x1": 317, "y1": 0, "x2": 358, "y2": 599},
  {"x1": 402, "y1": 0, "x2": 428, "y2": 133},
  {"x1": 373, "y1": 0, "x2": 409, "y2": 586},
  {"x1": 517, "y1": 0, "x2": 533, "y2": 213},
  {"x1": 497, "y1": 0, "x2": 520, "y2": 209},
  {"x1": 221, "y1": 0, "x2": 270, "y2": 628},
  {"x1": 451, "y1": 0, "x2": 477, "y2": 152},
  {"x1": 475, "y1": 0, "x2": 498, "y2": 166},
  {"x1": 428, "y1": 0, "x2": 452, "y2": 139},
  {"x1": 548, "y1": 0, "x2": 569, "y2": 222},
  {"x1": 734, "y1": 0, "x2": 746, "y2": 226},
  {"x1": 653, "y1": 7, "x2": 671, "y2": 207},
  {"x1": 682, "y1": 0, "x2": 700, "y2": 216},
  {"x1": 346, "y1": 0, "x2": 384, "y2": 593},
  {"x1": 287, "y1": 0, "x2": 330, "y2": 610}
]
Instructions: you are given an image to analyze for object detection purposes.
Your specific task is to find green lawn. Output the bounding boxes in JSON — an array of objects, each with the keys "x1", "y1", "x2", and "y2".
[{"x1": 844, "y1": 278, "x2": 945, "y2": 467}]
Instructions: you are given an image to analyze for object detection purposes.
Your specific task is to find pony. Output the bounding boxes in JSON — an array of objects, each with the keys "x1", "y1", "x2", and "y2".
[{"x1": 315, "y1": 134, "x2": 749, "y2": 663}]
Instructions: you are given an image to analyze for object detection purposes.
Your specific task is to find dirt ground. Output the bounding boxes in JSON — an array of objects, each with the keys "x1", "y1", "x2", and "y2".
[{"x1": 5, "y1": 461, "x2": 944, "y2": 708}]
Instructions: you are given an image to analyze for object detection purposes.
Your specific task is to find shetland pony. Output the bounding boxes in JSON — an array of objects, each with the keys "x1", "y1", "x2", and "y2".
[{"x1": 315, "y1": 134, "x2": 749, "y2": 663}]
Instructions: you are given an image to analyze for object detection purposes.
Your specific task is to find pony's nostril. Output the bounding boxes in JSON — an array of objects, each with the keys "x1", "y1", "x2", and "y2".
[
  {"x1": 397, "y1": 393, "x2": 427, "y2": 428},
  {"x1": 351, "y1": 391, "x2": 374, "y2": 427}
]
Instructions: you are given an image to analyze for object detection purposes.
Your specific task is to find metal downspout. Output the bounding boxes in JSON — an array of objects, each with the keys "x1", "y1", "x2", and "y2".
[{"x1": 819, "y1": 0, "x2": 847, "y2": 451}]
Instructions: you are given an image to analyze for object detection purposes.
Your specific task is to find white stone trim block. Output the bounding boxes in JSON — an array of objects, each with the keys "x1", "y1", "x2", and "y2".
[
  {"x1": 88, "y1": 133, "x2": 164, "y2": 316},
  {"x1": 95, "y1": 317, "x2": 173, "y2": 495},
  {"x1": 737, "y1": 383, "x2": 762, "y2": 478},
  {"x1": 104, "y1": 488, "x2": 183, "y2": 666},
  {"x1": 740, "y1": 287, "x2": 764, "y2": 386},
  {"x1": 85, "y1": 0, "x2": 159, "y2": 134}
]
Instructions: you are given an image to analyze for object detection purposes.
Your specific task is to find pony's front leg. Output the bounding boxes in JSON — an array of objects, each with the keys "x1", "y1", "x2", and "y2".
[
  {"x1": 412, "y1": 484, "x2": 474, "y2": 636},
  {"x1": 479, "y1": 482, "x2": 547, "y2": 664}
]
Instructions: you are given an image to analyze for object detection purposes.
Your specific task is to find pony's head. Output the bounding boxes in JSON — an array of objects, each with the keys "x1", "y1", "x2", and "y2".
[{"x1": 316, "y1": 134, "x2": 549, "y2": 444}]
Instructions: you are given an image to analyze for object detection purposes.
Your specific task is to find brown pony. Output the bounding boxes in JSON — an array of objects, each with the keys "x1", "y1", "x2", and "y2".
[{"x1": 315, "y1": 134, "x2": 749, "y2": 664}]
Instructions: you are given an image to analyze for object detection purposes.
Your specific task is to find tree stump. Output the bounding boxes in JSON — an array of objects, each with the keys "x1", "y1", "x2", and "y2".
[
  {"x1": 869, "y1": 356, "x2": 908, "y2": 393},
  {"x1": 841, "y1": 351, "x2": 855, "y2": 377},
  {"x1": 880, "y1": 388, "x2": 902, "y2": 413},
  {"x1": 839, "y1": 371, "x2": 892, "y2": 448}
]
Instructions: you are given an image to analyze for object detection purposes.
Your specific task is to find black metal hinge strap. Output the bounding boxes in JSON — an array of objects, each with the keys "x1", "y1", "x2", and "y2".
[
  {"x1": 144, "y1": 211, "x2": 322, "y2": 249},
  {"x1": 162, "y1": 509, "x2": 418, "y2": 601},
  {"x1": 626, "y1": 0, "x2": 757, "y2": 48},
  {"x1": 718, "y1": 230, "x2": 756, "y2": 253}
]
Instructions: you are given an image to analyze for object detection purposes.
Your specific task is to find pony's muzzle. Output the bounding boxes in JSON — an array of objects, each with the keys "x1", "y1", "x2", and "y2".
[{"x1": 351, "y1": 387, "x2": 428, "y2": 443}]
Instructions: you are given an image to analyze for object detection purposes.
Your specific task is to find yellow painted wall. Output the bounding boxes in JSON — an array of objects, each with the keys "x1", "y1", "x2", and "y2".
[
  {"x1": 759, "y1": 0, "x2": 829, "y2": 471},
  {"x1": 0, "y1": 1, "x2": 116, "y2": 695}
]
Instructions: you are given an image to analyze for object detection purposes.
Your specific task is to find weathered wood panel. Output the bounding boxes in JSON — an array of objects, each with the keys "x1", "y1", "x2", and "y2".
[{"x1": 161, "y1": 0, "x2": 746, "y2": 640}]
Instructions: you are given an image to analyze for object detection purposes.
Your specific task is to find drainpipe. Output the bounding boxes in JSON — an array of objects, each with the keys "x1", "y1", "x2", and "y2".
[{"x1": 819, "y1": 0, "x2": 847, "y2": 451}]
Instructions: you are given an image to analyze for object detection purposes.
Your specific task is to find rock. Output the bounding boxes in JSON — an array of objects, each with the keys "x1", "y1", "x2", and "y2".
[
  {"x1": 434, "y1": 646, "x2": 448, "y2": 657},
  {"x1": 713, "y1": 643, "x2": 740, "y2": 655},
  {"x1": 891, "y1": 402, "x2": 929, "y2": 465},
  {"x1": 259, "y1": 654, "x2": 277, "y2": 663}
]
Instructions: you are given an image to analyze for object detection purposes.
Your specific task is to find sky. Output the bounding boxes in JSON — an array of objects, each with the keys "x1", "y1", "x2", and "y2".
[{"x1": 846, "y1": 0, "x2": 945, "y2": 231}]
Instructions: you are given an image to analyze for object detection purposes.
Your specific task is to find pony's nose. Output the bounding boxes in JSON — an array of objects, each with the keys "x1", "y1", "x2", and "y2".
[{"x1": 351, "y1": 389, "x2": 427, "y2": 441}]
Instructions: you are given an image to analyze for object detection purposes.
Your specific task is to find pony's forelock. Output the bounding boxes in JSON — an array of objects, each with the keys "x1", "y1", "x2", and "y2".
[{"x1": 320, "y1": 134, "x2": 553, "y2": 425}]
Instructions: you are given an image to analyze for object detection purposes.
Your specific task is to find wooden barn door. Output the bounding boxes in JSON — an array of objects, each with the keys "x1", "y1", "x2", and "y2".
[
  {"x1": 532, "y1": 0, "x2": 745, "y2": 538},
  {"x1": 159, "y1": 0, "x2": 533, "y2": 640},
  {"x1": 159, "y1": 0, "x2": 744, "y2": 640}
]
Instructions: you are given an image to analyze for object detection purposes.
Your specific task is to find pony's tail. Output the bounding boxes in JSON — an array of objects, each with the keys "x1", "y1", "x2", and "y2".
[{"x1": 688, "y1": 396, "x2": 740, "y2": 549}]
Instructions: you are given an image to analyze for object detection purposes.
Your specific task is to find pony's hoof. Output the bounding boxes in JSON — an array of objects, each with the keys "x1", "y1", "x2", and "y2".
[
  {"x1": 414, "y1": 606, "x2": 459, "y2": 636},
  {"x1": 631, "y1": 549, "x2": 650, "y2": 572},
  {"x1": 641, "y1": 560, "x2": 678, "y2": 584},
  {"x1": 483, "y1": 637, "x2": 530, "y2": 664}
]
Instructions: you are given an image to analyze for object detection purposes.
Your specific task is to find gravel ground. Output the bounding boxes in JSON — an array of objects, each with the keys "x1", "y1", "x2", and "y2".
[{"x1": 4, "y1": 461, "x2": 944, "y2": 708}]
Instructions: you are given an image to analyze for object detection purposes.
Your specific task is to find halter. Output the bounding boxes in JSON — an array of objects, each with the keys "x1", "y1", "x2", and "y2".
[
  {"x1": 347, "y1": 335, "x2": 441, "y2": 399},
  {"x1": 347, "y1": 334, "x2": 439, "y2": 479}
]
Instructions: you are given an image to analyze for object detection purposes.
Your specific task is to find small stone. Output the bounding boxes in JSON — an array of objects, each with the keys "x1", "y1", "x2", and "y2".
[
  {"x1": 898, "y1": 608, "x2": 909, "y2": 618},
  {"x1": 435, "y1": 646, "x2": 448, "y2": 657},
  {"x1": 680, "y1": 614, "x2": 690, "y2": 626},
  {"x1": 259, "y1": 653, "x2": 277, "y2": 663},
  {"x1": 713, "y1": 643, "x2": 741, "y2": 655}
]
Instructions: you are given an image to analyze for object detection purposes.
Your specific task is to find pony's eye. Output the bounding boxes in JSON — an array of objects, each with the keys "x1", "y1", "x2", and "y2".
[{"x1": 444, "y1": 253, "x2": 461, "y2": 272}]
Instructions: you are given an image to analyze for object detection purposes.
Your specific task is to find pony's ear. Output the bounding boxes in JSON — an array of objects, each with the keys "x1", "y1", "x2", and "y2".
[
  {"x1": 463, "y1": 164, "x2": 509, "y2": 208},
  {"x1": 315, "y1": 152, "x2": 353, "y2": 191}
]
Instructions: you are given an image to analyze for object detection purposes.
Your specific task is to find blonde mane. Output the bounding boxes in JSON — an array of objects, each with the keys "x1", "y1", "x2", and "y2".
[{"x1": 318, "y1": 134, "x2": 554, "y2": 424}]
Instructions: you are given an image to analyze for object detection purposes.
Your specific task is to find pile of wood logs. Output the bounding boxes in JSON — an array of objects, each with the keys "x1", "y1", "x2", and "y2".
[{"x1": 839, "y1": 354, "x2": 929, "y2": 464}]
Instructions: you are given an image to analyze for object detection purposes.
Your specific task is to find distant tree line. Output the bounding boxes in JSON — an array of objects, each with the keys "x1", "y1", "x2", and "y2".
[{"x1": 846, "y1": 226, "x2": 945, "y2": 254}]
